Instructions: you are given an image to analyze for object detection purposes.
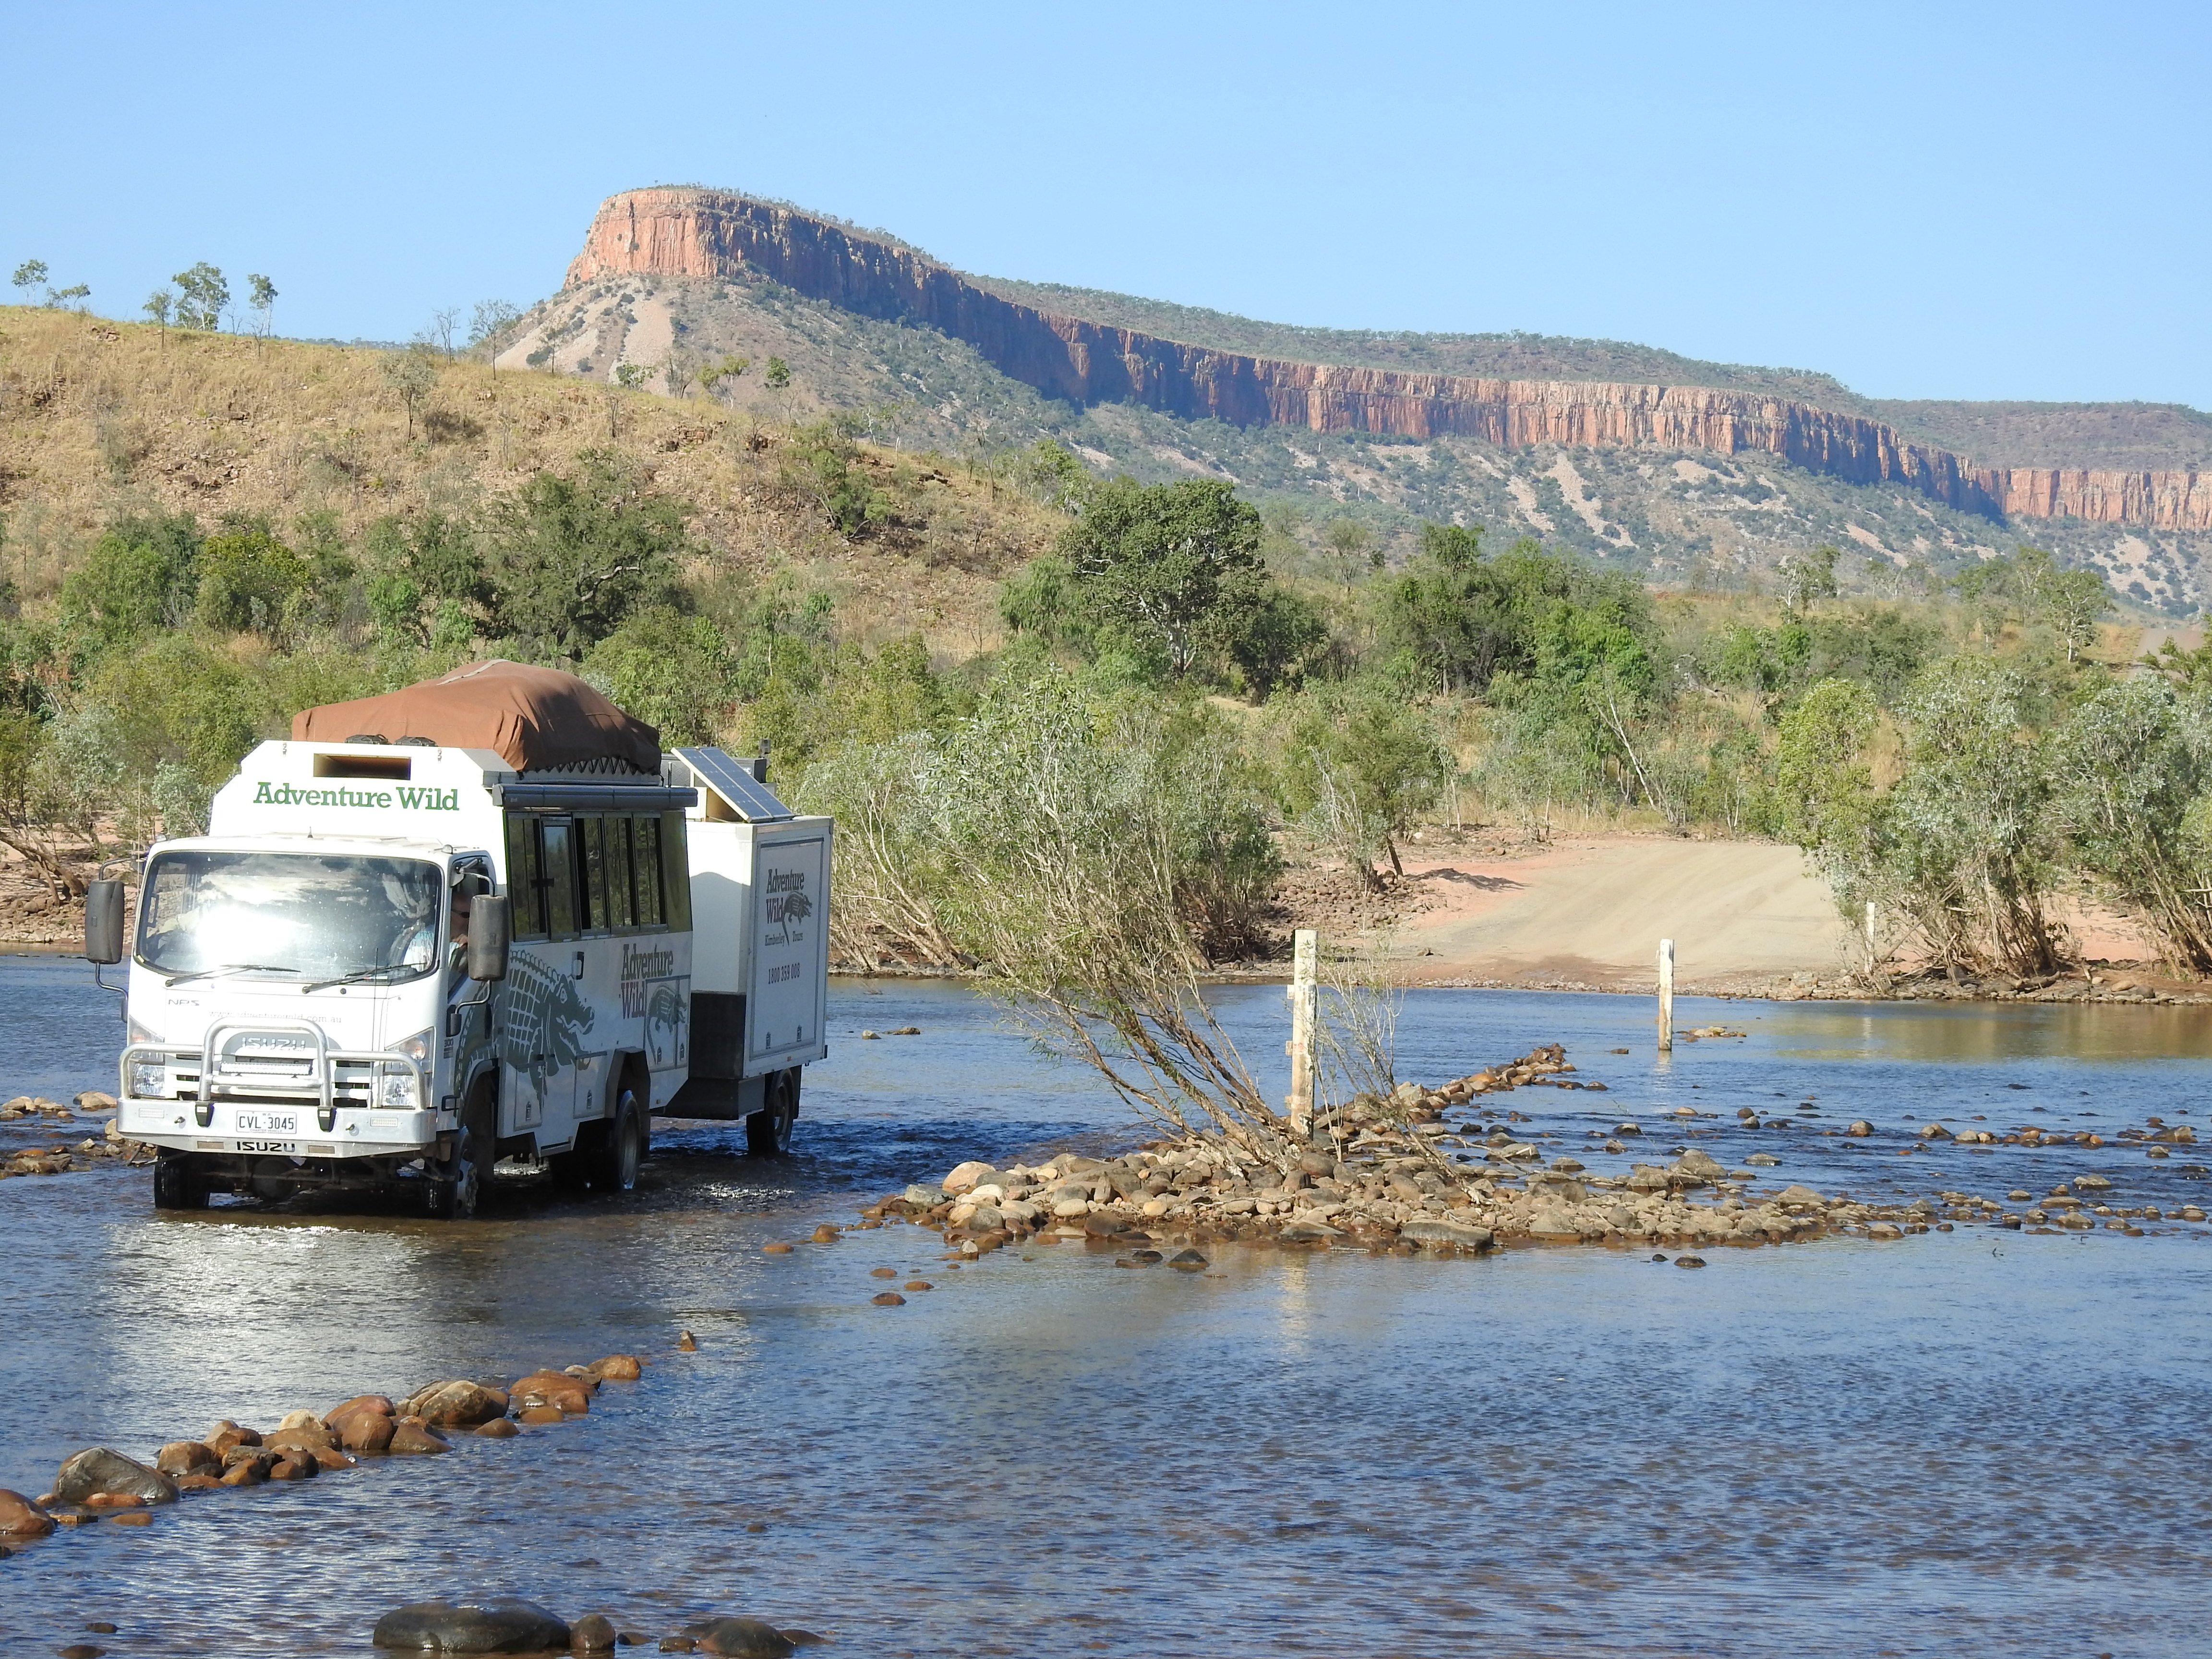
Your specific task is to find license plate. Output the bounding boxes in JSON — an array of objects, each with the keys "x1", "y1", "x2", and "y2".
[{"x1": 235, "y1": 1111, "x2": 298, "y2": 1134}]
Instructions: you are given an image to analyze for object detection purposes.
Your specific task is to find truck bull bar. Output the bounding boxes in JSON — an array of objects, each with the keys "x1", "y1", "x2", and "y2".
[{"x1": 121, "y1": 1020, "x2": 427, "y2": 1133}]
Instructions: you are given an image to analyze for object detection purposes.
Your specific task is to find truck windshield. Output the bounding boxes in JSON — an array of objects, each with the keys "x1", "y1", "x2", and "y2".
[{"x1": 136, "y1": 851, "x2": 446, "y2": 984}]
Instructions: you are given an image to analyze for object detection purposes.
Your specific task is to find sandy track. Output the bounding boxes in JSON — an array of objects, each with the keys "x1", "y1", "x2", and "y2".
[{"x1": 1383, "y1": 838, "x2": 1857, "y2": 989}]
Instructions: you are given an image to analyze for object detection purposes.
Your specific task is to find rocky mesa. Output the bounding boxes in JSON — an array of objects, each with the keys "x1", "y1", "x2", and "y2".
[{"x1": 565, "y1": 186, "x2": 2208, "y2": 532}]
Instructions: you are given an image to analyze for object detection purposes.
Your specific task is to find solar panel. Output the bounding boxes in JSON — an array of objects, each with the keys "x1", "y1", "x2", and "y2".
[{"x1": 675, "y1": 746, "x2": 793, "y2": 821}]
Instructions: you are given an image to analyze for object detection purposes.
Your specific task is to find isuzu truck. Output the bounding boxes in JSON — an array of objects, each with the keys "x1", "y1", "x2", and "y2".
[{"x1": 84, "y1": 661, "x2": 831, "y2": 1218}]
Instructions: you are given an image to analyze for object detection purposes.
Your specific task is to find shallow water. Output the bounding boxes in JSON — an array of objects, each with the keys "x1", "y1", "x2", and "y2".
[{"x1": 2, "y1": 960, "x2": 2209, "y2": 1657}]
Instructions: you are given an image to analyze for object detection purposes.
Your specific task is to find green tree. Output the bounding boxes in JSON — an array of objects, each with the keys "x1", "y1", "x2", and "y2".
[
  {"x1": 1051, "y1": 477, "x2": 1265, "y2": 677},
  {"x1": 59, "y1": 512, "x2": 204, "y2": 654},
  {"x1": 11, "y1": 260, "x2": 47, "y2": 301},
  {"x1": 1778, "y1": 544, "x2": 1839, "y2": 611},
  {"x1": 194, "y1": 527, "x2": 310, "y2": 637},
  {"x1": 1322, "y1": 517, "x2": 1375, "y2": 589},
  {"x1": 584, "y1": 607, "x2": 735, "y2": 745},
  {"x1": 1774, "y1": 676, "x2": 1880, "y2": 888},
  {"x1": 613, "y1": 362, "x2": 650, "y2": 390},
  {"x1": 143, "y1": 289, "x2": 172, "y2": 339},
  {"x1": 1279, "y1": 682, "x2": 1453, "y2": 883},
  {"x1": 172, "y1": 263, "x2": 228, "y2": 330},
  {"x1": 47, "y1": 283, "x2": 89, "y2": 309},
  {"x1": 469, "y1": 299, "x2": 523, "y2": 374},
  {"x1": 1886, "y1": 657, "x2": 2057, "y2": 974},
  {"x1": 481, "y1": 451, "x2": 689, "y2": 659},
  {"x1": 698, "y1": 354, "x2": 751, "y2": 397},
  {"x1": 247, "y1": 273, "x2": 276, "y2": 347},
  {"x1": 382, "y1": 346, "x2": 438, "y2": 438},
  {"x1": 2048, "y1": 677, "x2": 2212, "y2": 972},
  {"x1": 763, "y1": 356, "x2": 791, "y2": 390}
]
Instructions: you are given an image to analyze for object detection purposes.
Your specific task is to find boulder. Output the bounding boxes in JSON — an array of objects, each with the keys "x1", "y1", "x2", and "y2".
[
  {"x1": 205, "y1": 1421, "x2": 262, "y2": 1455},
  {"x1": 681, "y1": 1618, "x2": 796, "y2": 1659},
  {"x1": 510, "y1": 1373, "x2": 591, "y2": 1415},
  {"x1": 940, "y1": 1160, "x2": 997, "y2": 1195},
  {"x1": 155, "y1": 1442, "x2": 220, "y2": 1479},
  {"x1": 277, "y1": 1409, "x2": 323, "y2": 1431},
  {"x1": 1400, "y1": 1217, "x2": 1493, "y2": 1250},
  {"x1": 0, "y1": 1489, "x2": 54, "y2": 1538},
  {"x1": 265, "y1": 1426, "x2": 337, "y2": 1456},
  {"x1": 1672, "y1": 1149, "x2": 1727, "y2": 1182},
  {"x1": 330, "y1": 1408, "x2": 397, "y2": 1454},
  {"x1": 587, "y1": 1355, "x2": 643, "y2": 1382},
  {"x1": 476, "y1": 1419, "x2": 519, "y2": 1439},
  {"x1": 324, "y1": 1395, "x2": 396, "y2": 1424},
  {"x1": 387, "y1": 1419, "x2": 452, "y2": 1456},
  {"x1": 52, "y1": 1450, "x2": 177, "y2": 1507},
  {"x1": 1774, "y1": 1185, "x2": 1827, "y2": 1208},
  {"x1": 572, "y1": 1613, "x2": 618, "y2": 1653},
  {"x1": 372, "y1": 1599, "x2": 571, "y2": 1653},
  {"x1": 405, "y1": 1381, "x2": 509, "y2": 1429}
]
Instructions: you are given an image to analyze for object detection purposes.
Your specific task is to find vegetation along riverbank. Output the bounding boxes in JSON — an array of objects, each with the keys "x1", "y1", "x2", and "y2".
[{"x1": 5, "y1": 302, "x2": 2212, "y2": 1009}]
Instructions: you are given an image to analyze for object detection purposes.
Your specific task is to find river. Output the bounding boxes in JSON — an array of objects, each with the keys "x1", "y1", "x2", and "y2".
[{"x1": 1, "y1": 957, "x2": 2207, "y2": 1657}]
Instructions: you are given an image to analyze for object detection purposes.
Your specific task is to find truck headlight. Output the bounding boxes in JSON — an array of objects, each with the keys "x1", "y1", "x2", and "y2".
[
  {"x1": 130, "y1": 1062, "x2": 166, "y2": 1098},
  {"x1": 127, "y1": 1016, "x2": 159, "y2": 1045},
  {"x1": 378, "y1": 1071, "x2": 420, "y2": 1108},
  {"x1": 388, "y1": 1028, "x2": 434, "y2": 1065}
]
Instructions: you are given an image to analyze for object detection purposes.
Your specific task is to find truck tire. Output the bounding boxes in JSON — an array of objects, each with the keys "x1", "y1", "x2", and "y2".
[
  {"x1": 595, "y1": 1088, "x2": 645, "y2": 1193},
  {"x1": 425, "y1": 1082, "x2": 493, "y2": 1220},
  {"x1": 424, "y1": 1120, "x2": 481, "y2": 1220},
  {"x1": 746, "y1": 1069, "x2": 798, "y2": 1157},
  {"x1": 152, "y1": 1149, "x2": 207, "y2": 1211}
]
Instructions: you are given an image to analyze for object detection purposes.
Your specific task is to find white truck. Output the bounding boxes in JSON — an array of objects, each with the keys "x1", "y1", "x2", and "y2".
[{"x1": 86, "y1": 682, "x2": 831, "y2": 1218}]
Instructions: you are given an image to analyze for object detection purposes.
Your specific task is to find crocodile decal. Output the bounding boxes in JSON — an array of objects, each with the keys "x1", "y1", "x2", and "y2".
[
  {"x1": 645, "y1": 978, "x2": 690, "y2": 1070},
  {"x1": 498, "y1": 949, "x2": 596, "y2": 1095}
]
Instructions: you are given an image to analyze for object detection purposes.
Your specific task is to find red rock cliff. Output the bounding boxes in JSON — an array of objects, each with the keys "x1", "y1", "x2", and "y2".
[{"x1": 567, "y1": 188, "x2": 2209, "y2": 531}]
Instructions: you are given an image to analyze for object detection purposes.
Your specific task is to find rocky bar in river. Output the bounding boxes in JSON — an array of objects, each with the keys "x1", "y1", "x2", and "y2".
[{"x1": 858, "y1": 1043, "x2": 2203, "y2": 1252}]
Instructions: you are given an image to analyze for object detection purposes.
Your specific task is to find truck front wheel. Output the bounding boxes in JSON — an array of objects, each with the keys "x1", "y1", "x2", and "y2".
[
  {"x1": 152, "y1": 1150, "x2": 208, "y2": 1211},
  {"x1": 424, "y1": 1122, "x2": 481, "y2": 1220},
  {"x1": 746, "y1": 1070, "x2": 798, "y2": 1157},
  {"x1": 597, "y1": 1089, "x2": 645, "y2": 1192}
]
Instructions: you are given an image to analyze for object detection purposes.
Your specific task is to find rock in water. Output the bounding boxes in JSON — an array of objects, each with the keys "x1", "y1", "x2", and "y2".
[
  {"x1": 1400, "y1": 1217, "x2": 1494, "y2": 1250},
  {"x1": 1672, "y1": 1149, "x2": 1727, "y2": 1181},
  {"x1": 0, "y1": 1489, "x2": 55, "y2": 1537},
  {"x1": 1167, "y1": 1250, "x2": 1208, "y2": 1273},
  {"x1": 403, "y1": 1381, "x2": 508, "y2": 1428},
  {"x1": 51, "y1": 1450, "x2": 178, "y2": 1507},
  {"x1": 154, "y1": 1442, "x2": 220, "y2": 1479},
  {"x1": 386, "y1": 1420, "x2": 452, "y2": 1456},
  {"x1": 681, "y1": 1617, "x2": 796, "y2": 1659},
  {"x1": 371, "y1": 1599, "x2": 571, "y2": 1653},
  {"x1": 571, "y1": 1613, "x2": 618, "y2": 1652}
]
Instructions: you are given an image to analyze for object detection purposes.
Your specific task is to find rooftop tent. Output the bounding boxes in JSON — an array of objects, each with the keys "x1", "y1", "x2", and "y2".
[{"x1": 290, "y1": 660, "x2": 661, "y2": 775}]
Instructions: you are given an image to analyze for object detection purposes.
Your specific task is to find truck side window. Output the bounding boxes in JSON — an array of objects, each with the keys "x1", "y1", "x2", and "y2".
[
  {"x1": 606, "y1": 816, "x2": 636, "y2": 931},
  {"x1": 659, "y1": 812, "x2": 692, "y2": 930},
  {"x1": 580, "y1": 816, "x2": 608, "y2": 933},
  {"x1": 504, "y1": 815, "x2": 546, "y2": 940},
  {"x1": 633, "y1": 817, "x2": 663, "y2": 928},
  {"x1": 541, "y1": 819, "x2": 578, "y2": 938}
]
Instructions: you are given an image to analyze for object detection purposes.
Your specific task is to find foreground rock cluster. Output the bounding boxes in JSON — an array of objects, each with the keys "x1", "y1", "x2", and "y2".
[
  {"x1": 0, "y1": 1093, "x2": 155, "y2": 1181},
  {"x1": 0, "y1": 1355, "x2": 645, "y2": 1547},
  {"x1": 863, "y1": 1044, "x2": 2186, "y2": 1254},
  {"x1": 0, "y1": 1352, "x2": 816, "y2": 1652}
]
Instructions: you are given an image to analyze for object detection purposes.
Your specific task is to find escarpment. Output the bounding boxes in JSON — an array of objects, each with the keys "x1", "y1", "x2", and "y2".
[{"x1": 566, "y1": 187, "x2": 2208, "y2": 531}]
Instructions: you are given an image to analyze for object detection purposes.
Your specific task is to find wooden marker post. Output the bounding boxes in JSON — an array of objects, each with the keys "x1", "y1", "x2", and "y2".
[
  {"x1": 1286, "y1": 928, "x2": 1318, "y2": 1138},
  {"x1": 1658, "y1": 938, "x2": 1675, "y2": 1053}
]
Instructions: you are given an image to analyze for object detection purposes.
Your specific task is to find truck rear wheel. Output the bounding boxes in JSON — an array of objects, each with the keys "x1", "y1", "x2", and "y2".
[
  {"x1": 597, "y1": 1089, "x2": 644, "y2": 1192},
  {"x1": 746, "y1": 1069, "x2": 798, "y2": 1157},
  {"x1": 152, "y1": 1150, "x2": 208, "y2": 1211}
]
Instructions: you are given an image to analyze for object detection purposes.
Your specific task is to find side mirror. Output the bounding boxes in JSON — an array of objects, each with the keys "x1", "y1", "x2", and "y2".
[
  {"x1": 467, "y1": 894, "x2": 510, "y2": 982},
  {"x1": 84, "y1": 879, "x2": 126, "y2": 965}
]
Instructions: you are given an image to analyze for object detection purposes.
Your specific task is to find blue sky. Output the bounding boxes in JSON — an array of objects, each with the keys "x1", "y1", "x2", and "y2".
[{"x1": 6, "y1": 0, "x2": 2206, "y2": 409}]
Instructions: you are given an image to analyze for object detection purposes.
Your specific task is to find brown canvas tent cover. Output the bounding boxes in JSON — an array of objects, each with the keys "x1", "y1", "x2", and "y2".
[{"x1": 291, "y1": 660, "x2": 661, "y2": 774}]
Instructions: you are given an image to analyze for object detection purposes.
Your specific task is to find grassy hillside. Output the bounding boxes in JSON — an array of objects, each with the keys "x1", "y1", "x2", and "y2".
[{"x1": 0, "y1": 302, "x2": 1058, "y2": 649}]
